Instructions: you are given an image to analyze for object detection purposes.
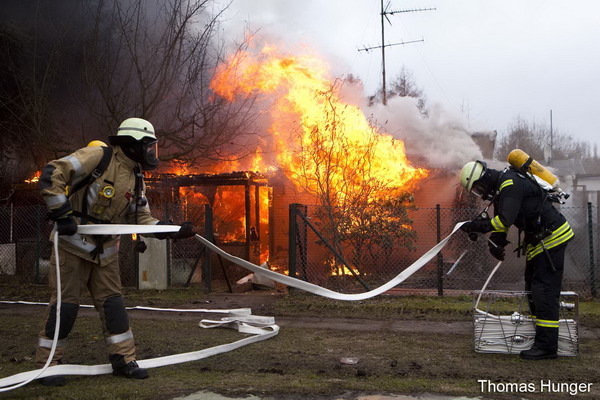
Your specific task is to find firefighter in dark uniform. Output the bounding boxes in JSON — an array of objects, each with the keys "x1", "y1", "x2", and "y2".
[
  {"x1": 36, "y1": 118, "x2": 195, "y2": 386},
  {"x1": 459, "y1": 160, "x2": 574, "y2": 360}
]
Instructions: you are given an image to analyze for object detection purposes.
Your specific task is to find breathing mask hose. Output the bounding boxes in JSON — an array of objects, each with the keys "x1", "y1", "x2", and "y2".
[
  {"x1": 0, "y1": 232, "x2": 62, "y2": 392},
  {"x1": 133, "y1": 167, "x2": 147, "y2": 253}
]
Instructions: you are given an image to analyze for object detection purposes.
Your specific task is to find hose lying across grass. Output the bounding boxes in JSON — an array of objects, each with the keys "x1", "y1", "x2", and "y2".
[{"x1": 0, "y1": 222, "x2": 468, "y2": 391}]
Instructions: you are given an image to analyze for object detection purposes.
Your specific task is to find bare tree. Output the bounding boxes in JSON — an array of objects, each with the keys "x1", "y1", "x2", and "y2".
[
  {"x1": 290, "y1": 80, "x2": 418, "y2": 277},
  {"x1": 369, "y1": 66, "x2": 428, "y2": 116},
  {"x1": 83, "y1": 0, "x2": 259, "y2": 166},
  {"x1": 495, "y1": 116, "x2": 598, "y2": 169},
  {"x1": 0, "y1": 19, "x2": 65, "y2": 172},
  {"x1": 494, "y1": 117, "x2": 547, "y2": 161}
]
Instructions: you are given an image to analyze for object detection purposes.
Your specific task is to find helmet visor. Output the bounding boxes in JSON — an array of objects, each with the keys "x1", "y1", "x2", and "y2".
[
  {"x1": 144, "y1": 139, "x2": 158, "y2": 160},
  {"x1": 141, "y1": 138, "x2": 159, "y2": 170}
]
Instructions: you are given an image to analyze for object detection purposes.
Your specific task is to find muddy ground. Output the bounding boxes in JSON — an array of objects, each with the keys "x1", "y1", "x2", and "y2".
[{"x1": 0, "y1": 288, "x2": 599, "y2": 400}]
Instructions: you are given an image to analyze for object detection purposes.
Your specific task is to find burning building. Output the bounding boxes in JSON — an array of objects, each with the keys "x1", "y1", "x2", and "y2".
[{"x1": 4, "y1": 42, "x2": 486, "y2": 293}]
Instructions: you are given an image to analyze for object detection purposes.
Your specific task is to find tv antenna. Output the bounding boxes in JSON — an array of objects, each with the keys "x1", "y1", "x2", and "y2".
[{"x1": 358, "y1": 1, "x2": 435, "y2": 105}]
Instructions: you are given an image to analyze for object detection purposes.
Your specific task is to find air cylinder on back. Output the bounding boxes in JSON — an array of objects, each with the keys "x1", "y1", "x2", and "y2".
[{"x1": 507, "y1": 149, "x2": 559, "y2": 189}]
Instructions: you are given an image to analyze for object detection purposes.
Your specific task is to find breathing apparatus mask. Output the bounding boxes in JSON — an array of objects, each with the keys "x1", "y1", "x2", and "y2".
[{"x1": 119, "y1": 136, "x2": 158, "y2": 170}]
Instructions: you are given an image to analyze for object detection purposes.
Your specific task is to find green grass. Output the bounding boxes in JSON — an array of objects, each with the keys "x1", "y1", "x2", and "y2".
[
  {"x1": 1, "y1": 285, "x2": 600, "y2": 399},
  {"x1": 3, "y1": 284, "x2": 600, "y2": 325},
  {"x1": 275, "y1": 291, "x2": 600, "y2": 327},
  {"x1": 2, "y1": 313, "x2": 600, "y2": 400}
]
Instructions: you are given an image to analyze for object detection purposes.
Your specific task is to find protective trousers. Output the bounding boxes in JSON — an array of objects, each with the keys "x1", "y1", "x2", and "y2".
[
  {"x1": 524, "y1": 243, "x2": 567, "y2": 352},
  {"x1": 35, "y1": 246, "x2": 137, "y2": 367}
]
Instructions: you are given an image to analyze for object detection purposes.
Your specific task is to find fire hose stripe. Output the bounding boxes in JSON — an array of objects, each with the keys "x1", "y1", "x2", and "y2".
[{"x1": 0, "y1": 301, "x2": 252, "y2": 315}]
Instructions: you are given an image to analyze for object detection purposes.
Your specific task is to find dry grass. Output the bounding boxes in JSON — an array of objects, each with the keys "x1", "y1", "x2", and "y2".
[{"x1": 1, "y1": 286, "x2": 599, "y2": 399}]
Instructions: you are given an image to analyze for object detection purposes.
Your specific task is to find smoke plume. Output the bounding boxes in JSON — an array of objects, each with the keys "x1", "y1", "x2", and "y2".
[{"x1": 368, "y1": 96, "x2": 483, "y2": 171}]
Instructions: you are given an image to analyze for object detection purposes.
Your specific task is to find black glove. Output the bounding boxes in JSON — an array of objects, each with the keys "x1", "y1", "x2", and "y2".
[
  {"x1": 488, "y1": 232, "x2": 509, "y2": 261},
  {"x1": 460, "y1": 218, "x2": 490, "y2": 234},
  {"x1": 173, "y1": 221, "x2": 195, "y2": 240},
  {"x1": 134, "y1": 240, "x2": 147, "y2": 253},
  {"x1": 56, "y1": 216, "x2": 78, "y2": 236},
  {"x1": 154, "y1": 221, "x2": 195, "y2": 240}
]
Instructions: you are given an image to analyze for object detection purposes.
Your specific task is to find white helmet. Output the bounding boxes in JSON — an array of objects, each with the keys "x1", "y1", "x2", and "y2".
[
  {"x1": 459, "y1": 160, "x2": 486, "y2": 192},
  {"x1": 114, "y1": 117, "x2": 156, "y2": 141},
  {"x1": 459, "y1": 160, "x2": 499, "y2": 200},
  {"x1": 109, "y1": 117, "x2": 159, "y2": 170}
]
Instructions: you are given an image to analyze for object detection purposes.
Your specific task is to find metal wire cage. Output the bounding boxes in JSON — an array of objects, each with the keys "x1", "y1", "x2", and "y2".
[{"x1": 472, "y1": 290, "x2": 579, "y2": 356}]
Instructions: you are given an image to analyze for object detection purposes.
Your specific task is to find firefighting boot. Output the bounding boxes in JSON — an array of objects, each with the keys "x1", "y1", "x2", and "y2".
[
  {"x1": 520, "y1": 346, "x2": 558, "y2": 360},
  {"x1": 109, "y1": 354, "x2": 149, "y2": 379},
  {"x1": 39, "y1": 375, "x2": 66, "y2": 387},
  {"x1": 35, "y1": 341, "x2": 66, "y2": 386},
  {"x1": 520, "y1": 325, "x2": 559, "y2": 360}
]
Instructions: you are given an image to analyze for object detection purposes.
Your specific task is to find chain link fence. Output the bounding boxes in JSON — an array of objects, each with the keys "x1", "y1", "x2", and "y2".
[
  {"x1": 290, "y1": 203, "x2": 599, "y2": 298},
  {"x1": 0, "y1": 198, "x2": 209, "y2": 288},
  {"x1": 0, "y1": 187, "x2": 256, "y2": 290},
  {"x1": 2, "y1": 198, "x2": 598, "y2": 298},
  {"x1": 0, "y1": 205, "x2": 53, "y2": 284}
]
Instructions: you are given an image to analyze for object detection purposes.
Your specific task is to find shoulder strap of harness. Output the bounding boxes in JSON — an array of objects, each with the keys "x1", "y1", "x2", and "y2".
[
  {"x1": 68, "y1": 146, "x2": 113, "y2": 198},
  {"x1": 77, "y1": 146, "x2": 114, "y2": 259},
  {"x1": 74, "y1": 146, "x2": 113, "y2": 227}
]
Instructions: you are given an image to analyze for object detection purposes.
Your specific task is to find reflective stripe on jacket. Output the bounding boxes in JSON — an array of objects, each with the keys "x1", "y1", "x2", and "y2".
[{"x1": 526, "y1": 221, "x2": 574, "y2": 261}]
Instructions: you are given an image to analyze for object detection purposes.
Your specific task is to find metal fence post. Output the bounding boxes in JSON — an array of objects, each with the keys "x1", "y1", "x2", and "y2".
[
  {"x1": 436, "y1": 204, "x2": 443, "y2": 296},
  {"x1": 288, "y1": 203, "x2": 298, "y2": 279},
  {"x1": 165, "y1": 202, "x2": 171, "y2": 288},
  {"x1": 35, "y1": 205, "x2": 41, "y2": 284},
  {"x1": 588, "y1": 202, "x2": 597, "y2": 297},
  {"x1": 297, "y1": 204, "x2": 308, "y2": 281},
  {"x1": 203, "y1": 204, "x2": 213, "y2": 292}
]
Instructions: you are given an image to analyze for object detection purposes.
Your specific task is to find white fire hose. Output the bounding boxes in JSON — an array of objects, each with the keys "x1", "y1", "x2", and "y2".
[
  {"x1": 1, "y1": 221, "x2": 470, "y2": 391},
  {"x1": 194, "y1": 222, "x2": 467, "y2": 301}
]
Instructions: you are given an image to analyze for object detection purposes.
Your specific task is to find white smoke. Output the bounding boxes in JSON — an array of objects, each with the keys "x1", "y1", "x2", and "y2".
[{"x1": 367, "y1": 96, "x2": 483, "y2": 171}]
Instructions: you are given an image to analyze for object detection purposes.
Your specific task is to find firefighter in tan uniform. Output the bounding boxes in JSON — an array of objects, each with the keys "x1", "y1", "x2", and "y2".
[{"x1": 35, "y1": 118, "x2": 194, "y2": 386}]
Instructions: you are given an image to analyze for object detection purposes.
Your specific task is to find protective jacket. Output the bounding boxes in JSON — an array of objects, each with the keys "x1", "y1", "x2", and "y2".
[
  {"x1": 476, "y1": 167, "x2": 573, "y2": 259},
  {"x1": 39, "y1": 145, "x2": 158, "y2": 266}
]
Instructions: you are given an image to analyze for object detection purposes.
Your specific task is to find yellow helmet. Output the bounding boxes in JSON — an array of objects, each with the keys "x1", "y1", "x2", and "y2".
[{"x1": 87, "y1": 140, "x2": 108, "y2": 147}]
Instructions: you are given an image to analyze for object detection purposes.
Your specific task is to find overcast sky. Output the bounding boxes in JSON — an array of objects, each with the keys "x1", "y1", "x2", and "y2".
[{"x1": 219, "y1": 0, "x2": 600, "y2": 148}]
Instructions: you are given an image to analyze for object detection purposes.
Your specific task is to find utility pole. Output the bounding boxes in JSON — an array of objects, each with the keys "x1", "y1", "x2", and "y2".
[
  {"x1": 358, "y1": 1, "x2": 435, "y2": 106},
  {"x1": 549, "y1": 109, "x2": 553, "y2": 166}
]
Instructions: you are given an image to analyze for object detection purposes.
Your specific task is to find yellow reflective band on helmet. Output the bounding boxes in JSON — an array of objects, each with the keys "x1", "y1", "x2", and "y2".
[
  {"x1": 535, "y1": 318, "x2": 559, "y2": 328},
  {"x1": 491, "y1": 215, "x2": 508, "y2": 233},
  {"x1": 499, "y1": 179, "x2": 513, "y2": 192},
  {"x1": 526, "y1": 222, "x2": 574, "y2": 260}
]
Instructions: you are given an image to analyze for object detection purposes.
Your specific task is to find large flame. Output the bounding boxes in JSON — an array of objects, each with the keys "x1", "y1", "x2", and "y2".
[{"x1": 210, "y1": 45, "x2": 428, "y2": 202}]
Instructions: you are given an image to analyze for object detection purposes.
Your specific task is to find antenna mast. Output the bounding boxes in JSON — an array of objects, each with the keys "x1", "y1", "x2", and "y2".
[{"x1": 358, "y1": 1, "x2": 435, "y2": 105}]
